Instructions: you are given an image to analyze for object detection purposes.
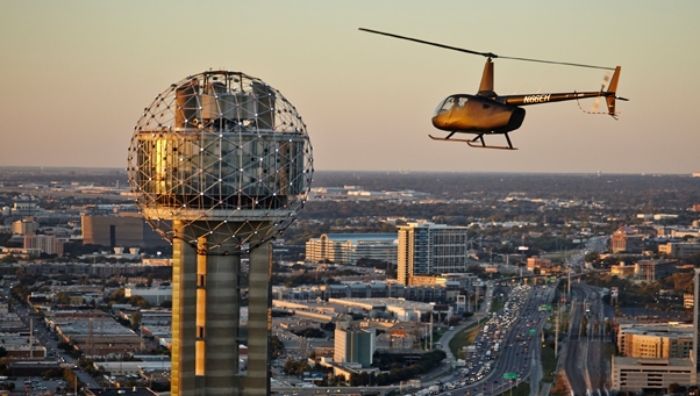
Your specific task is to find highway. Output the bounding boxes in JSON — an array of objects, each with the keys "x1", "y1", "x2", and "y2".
[
  {"x1": 562, "y1": 283, "x2": 612, "y2": 396},
  {"x1": 433, "y1": 284, "x2": 555, "y2": 396},
  {"x1": 558, "y1": 236, "x2": 611, "y2": 396}
]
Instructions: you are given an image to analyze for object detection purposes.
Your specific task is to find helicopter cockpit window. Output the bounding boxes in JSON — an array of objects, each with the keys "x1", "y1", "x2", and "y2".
[{"x1": 434, "y1": 96, "x2": 469, "y2": 116}]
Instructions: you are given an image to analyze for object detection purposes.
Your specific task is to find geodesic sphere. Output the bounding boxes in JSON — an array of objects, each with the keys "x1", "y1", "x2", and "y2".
[{"x1": 127, "y1": 70, "x2": 313, "y2": 249}]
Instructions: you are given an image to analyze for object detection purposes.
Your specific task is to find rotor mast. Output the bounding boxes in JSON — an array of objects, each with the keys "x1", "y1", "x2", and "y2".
[{"x1": 478, "y1": 58, "x2": 496, "y2": 98}]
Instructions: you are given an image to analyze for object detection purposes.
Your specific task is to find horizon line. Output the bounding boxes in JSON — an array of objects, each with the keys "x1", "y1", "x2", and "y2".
[{"x1": 0, "y1": 165, "x2": 697, "y2": 177}]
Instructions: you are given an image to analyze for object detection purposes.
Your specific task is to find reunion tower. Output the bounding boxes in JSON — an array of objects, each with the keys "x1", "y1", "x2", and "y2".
[{"x1": 128, "y1": 70, "x2": 313, "y2": 395}]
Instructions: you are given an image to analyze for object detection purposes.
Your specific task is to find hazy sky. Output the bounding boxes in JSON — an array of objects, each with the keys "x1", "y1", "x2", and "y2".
[{"x1": 1, "y1": 1, "x2": 698, "y2": 174}]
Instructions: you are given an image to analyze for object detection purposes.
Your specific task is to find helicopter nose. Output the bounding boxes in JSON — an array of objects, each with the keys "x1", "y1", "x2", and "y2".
[{"x1": 432, "y1": 113, "x2": 450, "y2": 131}]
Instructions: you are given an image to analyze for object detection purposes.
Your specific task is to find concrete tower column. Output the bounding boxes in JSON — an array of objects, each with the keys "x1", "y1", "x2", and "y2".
[
  {"x1": 244, "y1": 238, "x2": 272, "y2": 395},
  {"x1": 203, "y1": 238, "x2": 241, "y2": 395},
  {"x1": 171, "y1": 220, "x2": 197, "y2": 396}
]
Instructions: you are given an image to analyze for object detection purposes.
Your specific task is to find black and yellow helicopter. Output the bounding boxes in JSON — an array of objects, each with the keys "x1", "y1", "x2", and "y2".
[{"x1": 359, "y1": 28, "x2": 628, "y2": 150}]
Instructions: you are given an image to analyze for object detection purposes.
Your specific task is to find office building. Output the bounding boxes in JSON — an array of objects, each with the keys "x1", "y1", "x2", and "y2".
[
  {"x1": 634, "y1": 259, "x2": 679, "y2": 281},
  {"x1": 334, "y1": 324, "x2": 376, "y2": 368},
  {"x1": 611, "y1": 227, "x2": 645, "y2": 253},
  {"x1": 659, "y1": 241, "x2": 700, "y2": 259},
  {"x1": 611, "y1": 357, "x2": 693, "y2": 392},
  {"x1": 397, "y1": 222, "x2": 468, "y2": 286},
  {"x1": 305, "y1": 233, "x2": 397, "y2": 265},
  {"x1": 23, "y1": 234, "x2": 64, "y2": 257},
  {"x1": 617, "y1": 323, "x2": 693, "y2": 359},
  {"x1": 11, "y1": 217, "x2": 38, "y2": 236},
  {"x1": 611, "y1": 266, "x2": 700, "y2": 392},
  {"x1": 81, "y1": 213, "x2": 165, "y2": 248}
]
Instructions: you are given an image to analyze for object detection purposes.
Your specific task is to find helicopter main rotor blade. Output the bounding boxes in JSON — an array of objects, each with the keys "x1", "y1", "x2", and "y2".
[
  {"x1": 358, "y1": 27, "x2": 615, "y2": 71},
  {"x1": 497, "y1": 55, "x2": 614, "y2": 71},
  {"x1": 359, "y1": 28, "x2": 497, "y2": 58}
]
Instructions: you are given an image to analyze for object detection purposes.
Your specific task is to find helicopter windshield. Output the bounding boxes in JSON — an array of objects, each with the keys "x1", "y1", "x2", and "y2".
[{"x1": 433, "y1": 95, "x2": 469, "y2": 116}]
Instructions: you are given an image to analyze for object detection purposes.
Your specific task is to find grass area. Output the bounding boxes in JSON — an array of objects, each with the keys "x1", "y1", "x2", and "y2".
[
  {"x1": 449, "y1": 320, "x2": 484, "y2": 359},
  {"x1": 491, "y1": 295, "x2": 505, "y2": 313},
  {"x1": 499, "y1": 381, "x2": 530, "y2": 396},
  {"x1": 541, "y1": 343, "x2": 557, "y2": 383}
]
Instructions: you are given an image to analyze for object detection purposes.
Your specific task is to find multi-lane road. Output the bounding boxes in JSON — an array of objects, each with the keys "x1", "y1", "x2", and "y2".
[
  {"x1": 563, "y1": 283, "x2": 612, "y2": 396},
  {"x1": 431, "y1": 284, "x2": 555, "y2": 396}
]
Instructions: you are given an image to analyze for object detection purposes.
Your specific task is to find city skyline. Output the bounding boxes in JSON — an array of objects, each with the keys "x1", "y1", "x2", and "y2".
[{"x1": 1, "y1": 1, "x2": 699, "y2": 174}]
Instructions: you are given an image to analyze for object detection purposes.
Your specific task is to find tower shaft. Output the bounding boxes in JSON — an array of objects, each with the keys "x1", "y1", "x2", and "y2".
[
  {"x1": 170, "y1": 220, "x2": 272, "y2": 396},
  {"x1": 244, "y1": 242, "x2": 272, "y2": 395}
]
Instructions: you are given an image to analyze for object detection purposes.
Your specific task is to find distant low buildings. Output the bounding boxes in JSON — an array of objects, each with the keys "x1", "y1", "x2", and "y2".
[
  {"x1": 610, "y1": 262, "x2": 635, "y2": 278},
  {"x1": 659, "y1": 241, "x2": 700, "y2": 259},
  {"x1": 125, "y1": 284, "x2": 172, "y2": 306},
  {"x1": 0, "y1": 332, "x2": 47, "y2": 359},
  {"x1": 45, "y1": 310, "x2": 142, "y2": 358},
  {"x1": 526, "y1": 257, "x2": 562, "y2": 275}
]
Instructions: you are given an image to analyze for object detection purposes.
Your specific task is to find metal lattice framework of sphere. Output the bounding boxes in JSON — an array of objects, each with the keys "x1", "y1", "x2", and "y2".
[{"x1": 127, "y1": 70, "x2": 313, "y2": 250}]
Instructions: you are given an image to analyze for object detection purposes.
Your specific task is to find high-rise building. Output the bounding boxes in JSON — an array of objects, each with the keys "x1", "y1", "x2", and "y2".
[
  {"x1": 334, "y1": 324, "x2": 376, "y2": 368},
  {"x1": 11, "y1": 217, "x2": 38, "y2": 236},
  {"x1": 397, "y1": 222, "x2": 468, "y2": 286},
  {"x1": 305, "y1": 233, "x2": 396, "y2": 265},
  {"x1": 611, "y1": 227, "x2": 645, "y2": 253}
]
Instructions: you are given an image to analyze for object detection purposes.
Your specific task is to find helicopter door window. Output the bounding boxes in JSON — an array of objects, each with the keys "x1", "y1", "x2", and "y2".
[{"x1": 456, "y1": 97, "x2": 468, "y2": 108}]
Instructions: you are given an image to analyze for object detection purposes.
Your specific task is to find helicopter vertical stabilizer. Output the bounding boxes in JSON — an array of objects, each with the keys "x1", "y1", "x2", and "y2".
[
  {"x1": 478, "y1": 59, "x2": 495, "y2": 97},
  {"x1": 605, "y1": 66, "x2": 621, "y2": 116}
]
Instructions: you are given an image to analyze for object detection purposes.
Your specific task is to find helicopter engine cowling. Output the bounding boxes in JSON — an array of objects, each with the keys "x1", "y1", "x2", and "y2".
[{"x1": 432, "y1": 94, "x2": 525, "y2": 133}]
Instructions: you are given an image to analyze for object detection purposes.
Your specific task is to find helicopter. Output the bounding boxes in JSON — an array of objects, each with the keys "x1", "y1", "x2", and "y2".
[{"x1": 359, "y1": 28, "x2": 628, "y2": 150}]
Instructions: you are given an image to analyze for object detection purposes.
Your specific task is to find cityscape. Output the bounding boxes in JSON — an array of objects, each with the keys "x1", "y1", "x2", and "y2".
[
  {"x1": 1, "y1": 2, "x2": 700, "y2": 396},
  {"x1": 1, "y1": 169, "x2": 699, "y2": 396}
]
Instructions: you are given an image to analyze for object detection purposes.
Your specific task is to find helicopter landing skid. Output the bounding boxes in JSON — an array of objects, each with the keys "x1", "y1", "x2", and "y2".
[
  {"x1": 466, "y1": 133, "x2": 518, "y2": 150},
  {"x1": 429, "y1": 132, "x2": 518, "y2": 150},
  {"x1": 428, "y1": 134, "x2": 473, "y2": 144}
]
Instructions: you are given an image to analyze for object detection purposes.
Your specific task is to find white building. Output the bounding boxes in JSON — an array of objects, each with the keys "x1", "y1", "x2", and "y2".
[
  {"x1": 124, "y1": 285, "x2": 172, "y2": 306},
  {"x1": 305, "y1": 233, "x2": 397, "y2": 265},
  {"x1": 611, "y1": 357, "x2": 693, "y2": 392}
]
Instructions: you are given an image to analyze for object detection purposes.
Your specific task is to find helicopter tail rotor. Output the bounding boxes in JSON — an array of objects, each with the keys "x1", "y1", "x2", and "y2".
[{"x1": 605, "y1": 66, "x2": 622, "y2": 117}]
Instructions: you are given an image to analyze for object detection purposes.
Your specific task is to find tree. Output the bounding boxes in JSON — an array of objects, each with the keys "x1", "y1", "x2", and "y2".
[
  {"x1": 283, "y1": 358, "x2": 311, "y2": 376},
  {"x1": 270, "y1": 335, "x2": 285, "y2": 358},
  {"x1": 55, "y1": 292, "x2": 71, "y2": 305}
]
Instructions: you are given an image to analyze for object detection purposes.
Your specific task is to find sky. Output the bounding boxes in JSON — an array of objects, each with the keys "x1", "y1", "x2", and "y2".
[{"x1": 0, "y1": 1, "x2": 698, "y2": 174}]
